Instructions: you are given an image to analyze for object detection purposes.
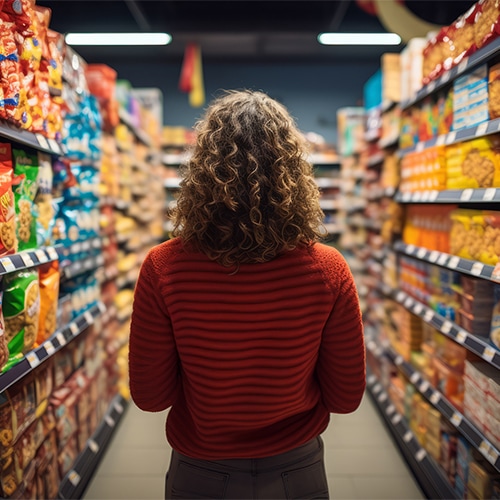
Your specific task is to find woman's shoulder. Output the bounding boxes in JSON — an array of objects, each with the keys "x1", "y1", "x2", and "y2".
[{"x1": 305, "y1": 242, "x2": 351, "y2": 279}]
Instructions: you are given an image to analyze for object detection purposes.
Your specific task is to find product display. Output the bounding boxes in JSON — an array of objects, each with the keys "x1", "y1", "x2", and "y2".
[{"x1": 356, "y1": 3, "x2": 500, "y2": 497}]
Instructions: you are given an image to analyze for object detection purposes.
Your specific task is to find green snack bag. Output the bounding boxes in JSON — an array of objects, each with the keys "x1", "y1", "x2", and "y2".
[
  {"x1": 12, "y1": 149, "x2": 39, "y2": 252},
  {"x1": 2, "y1": 269, "x2": 40, "y2": 372}
]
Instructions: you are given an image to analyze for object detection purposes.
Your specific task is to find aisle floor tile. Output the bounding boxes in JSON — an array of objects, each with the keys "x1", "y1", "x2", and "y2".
[{"x1": 83, "y1": 392, "x2": 425, "y2": 500}]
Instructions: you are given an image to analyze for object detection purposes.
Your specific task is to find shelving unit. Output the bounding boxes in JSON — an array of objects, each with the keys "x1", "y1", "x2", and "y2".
[{"x1": 363, "y1": 25, "x2": 500, "y2": 500}]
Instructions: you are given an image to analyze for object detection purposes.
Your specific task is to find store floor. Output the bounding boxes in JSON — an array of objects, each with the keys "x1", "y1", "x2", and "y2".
[{"x1": 83, "y1": 392, "x2": 425, "y2": 500}]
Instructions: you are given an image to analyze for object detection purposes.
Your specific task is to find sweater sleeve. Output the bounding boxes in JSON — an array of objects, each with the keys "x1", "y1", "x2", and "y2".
[
  {"x1": 316, "y1": 259, "x2": 366, "y2": 414},
  {"x1": 129, "y1": 251, "x2": 179, "y2": 412}
]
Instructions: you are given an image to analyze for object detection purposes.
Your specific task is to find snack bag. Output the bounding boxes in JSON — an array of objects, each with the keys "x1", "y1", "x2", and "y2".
[
  {"x1": 34, "y1": 152, "x2": 55, "y2": 247},
  {"x1": 0, "y1": 290, "x2": 8, "y2": 372},
  {"x1": 0, "y1": 143, "x2": 17, "y2": 257},
  {"x1": 474, "y1": 0, "x2": 500, "y2": 50},
  {"x1": 2, "y1": 269, "x2": 40, "y2": 372},
  {"x1": 0, "y1": 13, "x2": 21, "y2": 121},
  {"x1": 489, "y1": 63, "x2": 500, "y2": 120},
  {"x1": 12, "y1": 148, "x2": 39, "y2": 251},
  {"x1": 491, "y1": 284, "x2": 500, "y2": 350},
  {"x1": 35, "y1": 260, "x2": 59, "y2": 346}
]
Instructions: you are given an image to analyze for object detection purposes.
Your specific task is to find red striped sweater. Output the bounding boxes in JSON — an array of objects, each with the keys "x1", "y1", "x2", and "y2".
[{"x1": 129, "y1": 238, "x2": 366, "y2": 460}]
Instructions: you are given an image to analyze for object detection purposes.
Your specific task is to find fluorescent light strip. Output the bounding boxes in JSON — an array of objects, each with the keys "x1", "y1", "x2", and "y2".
[
  {"x1": 65, "y1": 32, "x2": 172, "y2": 46},
  {"x1": 318, "y1": 32, "x2": 401, "y2": 46}
]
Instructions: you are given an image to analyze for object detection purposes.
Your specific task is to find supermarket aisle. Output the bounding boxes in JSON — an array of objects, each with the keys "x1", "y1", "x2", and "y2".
[{"x1": 83, "y1": 392, "x2": 424, "y2": 500}]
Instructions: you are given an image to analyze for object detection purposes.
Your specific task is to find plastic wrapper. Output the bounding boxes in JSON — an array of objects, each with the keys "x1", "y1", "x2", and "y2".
[
  {"x1": 34, "y1": 152, "x2": 55, "y2": 247},
  {"x1": 452, "y1": 4, "x2": 478, "y2": 65},
  {"x1": 12, "y1": 149, "x2": 39, "y2": 252},
  {"x1": 0, "y1": 13, "x2": 21, "y2": 121},
  {"x1": 0, "y1": 143, "x2": 17, "y2": 257},
  {"x1": 2, "y1": 268, "x2": 40, "y2": 372},
  {"x1": 474, "y1": 0, "x2": 500, "y2": 50},
  {"x1": 35, "y1": 260, "x2": 59, "y2": 346},
  {"x1": 489, "y1": 63, "x2": 500, "y2": 120}
]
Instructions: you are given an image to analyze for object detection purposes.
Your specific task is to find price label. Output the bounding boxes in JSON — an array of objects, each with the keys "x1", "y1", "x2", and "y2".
[
  {"x1": 446, "y1": 131, "x2": 457, "y2": 144},
  {"x1": 483, "y1": 188, "x2": 497, "y2": 201},
  {"x1": 69, "y1": 322, "x2": 79, "y2": 336},
  {"x1": 378, "y1": 392, "x2": 388, "y2": 403},
  {"x1": 391, "y1": 413, "x2": 402, "y2": 425},
  {"x1": 437, "y1": 253, "x2": 448, "y2": 266},
  {"x1": 429, "y1": 190, "x2": 439, "y2": 202},
  {"x1": 386, "y1": 404, "x2": 395, "y2": 415},
  {"x1": 487, "y1": 447, "x2": 499, "y2": 466},
  {"x1": 476, "y1": 122, "x2": 489, "y2": 136},
  {"x1": 441, "y1": 321, "x2": 453, "y2": 334},
  {"x1": 0, "y1": 258, "x2": 15, "y2": 273},
  {"x1": 410, "y1": 372, "x2": 420, "y2": 384},
  {"x1": 428, "y1": 81, "x2": 436, "y2": 93},
  {"x1": 47, "y1": 139, "x2": 60, "y2": 154},
  {"x1": 421, "y1": 191, "x2": 430, "y2": 202},
  {"x1": 396, "y1": 291, "x2": 405, "y2": 302},
  {"x1": 417, "y1": 248, "x2": 427, "y2": 259},
  {"x1": 456, "y1": 329, "x2": 467, "y2": 344},
  {"x1": 424, "y1": 309, "x2": 434, "y2": 323},
  {"x1": 105, "y1": 415, "x2": 115, "y2": 427},
  {"x1": 429, "y1": 251, "x2": 439, "y2": 263},
  {"x1": 404, "y1": 297, "x2": 413, "y2": 309},
  {"x1": 430, "y1": 392, "x2": 441, "y2": 405},
  {"x1": 26, "y1": 351, "x2": 40, "y2": 368},
  {"x1": 35, "y1": 249, "x2": 48, "y2": 263},
  {"x1": 471, "y1": 262, "x2": 484, "y2": 276},
  {"x1": 413, "y1": 303, "x2": 423, "y2": 315},
  {"x1": 451, "y1": 412, "x2": 463, "y2": 427},
  {"x1": 44, "y1": 340, "x2": 55, "y2": 355},
  {"x1": 68, "y1": 471, "x2": 81, "y2": 487},
  {"x1": 419, "y1": 380, "x2": 430, "y2": 393},
  {"x1": 56, "y1": 332, "x2": 65, "y2": 346},
  {"x1": 114, "y1": 401, "x2": 124, "y2": 414},
  {"x1": 415, "y1": 449, "x2": 427, "y2": 462},
  {"x1": 483, "y1": 346, "x2": 496, "y2": 362},
  {"x1": 395, "y1": 355, "x2": 404, "y2": 366},
  {"x1": 71, "y1": 242, "x2": 81, "y2": 254},
  {"x1": 84, "y1": 311, "x2": 94, "y2": 325},
  {"x1": 20, "y1": 252, "x2": 35, "y2": 268},
  {"x1": 406, "y1": 244, "x2": 416, "y2": 255},
  {"x1": 460, "y1": 189, "x2": 473, "y2": 201},
  {"x1": 88, "y1": 439, "x2": 100, "y2": 453},
  {"x1": 47, "y1": 247, "x2": 58, "y2": 260},
  {"x1": 367, "y1": 374, "x2": 376, "y2": 385},
  {"x1": 436, "y1": 135, "x2": 446, "y2": 146},
  {"x1": 413, "y1": 192, "x2": 422, "y2": 202},
  {"x1": 479, "y1": 440, "x2": 491, "y2": 458},
  {"x1": 373, "y1": 383, "x2": 382, "y2": 394},
  {"x1": 458, "y1": 58, "x2": 468, "y2": 73},
  {"x1": 448, "y1": 256, "x2": 460, "y2": 269},
  {"x1": 402, "y1": 192, "x2": 411, "y2": 202},
  {"x1": 403, "y1": 430, "x2": 413, "y2": 443},
  {"x1": 36, "y1": 134, "x2": 49, "y2": 150}
]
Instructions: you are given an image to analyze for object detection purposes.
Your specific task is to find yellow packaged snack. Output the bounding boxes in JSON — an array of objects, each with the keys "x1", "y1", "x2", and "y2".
[{"x1": 449, "y1": 209, "x2": 478, "y2": 259}]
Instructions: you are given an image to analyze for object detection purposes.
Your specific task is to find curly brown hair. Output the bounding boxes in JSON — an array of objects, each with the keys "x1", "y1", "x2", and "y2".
[{"x1": 170, "y1": 89, "x2": 326, "y2": 267}]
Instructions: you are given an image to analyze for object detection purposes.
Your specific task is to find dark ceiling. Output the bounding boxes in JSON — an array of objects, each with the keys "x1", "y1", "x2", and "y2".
[{"x1": 37, "y1": 1, "x2": 477, "y2": 64}]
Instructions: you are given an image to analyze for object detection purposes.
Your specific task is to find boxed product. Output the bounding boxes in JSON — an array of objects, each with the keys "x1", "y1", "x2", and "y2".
[
  {"x1": 381, "y1": 53, "x2": 401, "y2": 103},
  {"x1": 491, "y1": 284, "x2": 500, "y2": 350},
  {"x1": 400, "y1": 37, "x2": 427, "y2": 102},
  {"x1": 453, "y1": 65, "x2": 489, "y2": 131},
  {"x1": 468, "y1": 460, "x2": 500, "y2": 499},
  {"x1": 474, "y1": 0, "x2": 500, "y2": 51},
  {"x1": 441, "y1": 423, "x2": 458, "y2": 486},
  {"x1": 433, "y1": 357, "x2": 464, "y2": 410},
  {"x1": 456, "y1": 435, "x2": 474, "y2": 484},
  {"x1": 484, "y1": 410, "x2": 500, "y2": 449}
]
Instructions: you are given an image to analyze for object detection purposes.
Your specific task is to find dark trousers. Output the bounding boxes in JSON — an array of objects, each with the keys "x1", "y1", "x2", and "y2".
[{"x1": 164, "y1": 436, "x2": 329, "y2": 499}]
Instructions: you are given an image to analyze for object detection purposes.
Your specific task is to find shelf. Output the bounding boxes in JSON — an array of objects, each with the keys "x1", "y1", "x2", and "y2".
[
  {"x1": 389, "y1": 289, "x2": 500, "y2": 371},
  {"x1": 400, "y1": 118, "x2": 500, "y2": 156},
  {"x1": 164, "y1": 177, "x2": 181, "y2": 189},
  {"x1": 383, "y1": 347, "x2": 500, "y2": 472},
  {"x1": 0, "y1": 120, "x2": 65, "y2": 156},
  {"x1": 58, "y1": 394, "x2": 129, "y2": 499},
  {"x1": 366, "y1": 371, "x2": 456, "y2": 499},
  {"x1": 394, "y1": 241, "x2": 500, "y2": 283},
  {"x1": 0, "y1": 302, "x2": 106, "y2": 394},
  {"x1": 62, "y1": 254, "x2": 105, "y2": 280},
  {"x1": 395, "y1": 187, "x2": 500, "y2": 204},
  {"x1": 0, "y1": 246, "x2": 62, "y2": 275},
  {"x1": 378, "y1": 133, "x2": 399, "y2": 149},
  {"x1": 401, "y1": 37, "x2": 500, "y2": 110},
  {"x1": 118, "y1": 108, "x2": 152, "y2": 147}
]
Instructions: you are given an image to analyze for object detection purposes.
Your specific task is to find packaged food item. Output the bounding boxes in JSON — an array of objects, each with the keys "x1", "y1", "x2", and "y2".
[
  {"x1": 452, "y1": 3, "x2": 478, "y2": 65},
  {"x1": 490, "y1": 284, "x2": 500, "y2": 350},
  {"x1": 2, "y1": 268, "x2": 40, "y2": 372},
  {"x1": 489, "y1": 63, "x2": 500, "y2": 120},
  {"x1": 12, "y1": 149, "x2": 39, "y2": 252},
  {"x1": 36, "y1": 261, "x2": 59, "y2": 346},
  {"x1": 0, "y1": 143, "x2": 17, "y2": 257},
  {"x1": 0, "y1": 290, "x2": 7, "y2": 372},
  {"x1": 474, "y1": 0, "x2": 500, "y2": 50},
  {"x1": 34, "y1": 152, "x2": 55, "y2": 247}
]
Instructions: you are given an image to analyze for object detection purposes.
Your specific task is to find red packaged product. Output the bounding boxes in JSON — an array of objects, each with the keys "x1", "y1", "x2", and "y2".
[{"x1": 475, "y1": 0, "x2": 500, "y2": 49}]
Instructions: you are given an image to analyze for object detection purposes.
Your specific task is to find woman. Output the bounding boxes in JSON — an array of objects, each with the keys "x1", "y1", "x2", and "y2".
[{"x1": 129, "y1": 89, "x2": 366, "y2": 499}]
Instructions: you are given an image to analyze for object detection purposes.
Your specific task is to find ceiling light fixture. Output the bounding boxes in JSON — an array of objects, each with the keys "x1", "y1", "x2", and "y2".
[
  {"x1": 65, "y1": 32, "x2": 172, "y2": 46},
  {"x1": 317, "y1": 32, "x2": 401, "y2": 46}
]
